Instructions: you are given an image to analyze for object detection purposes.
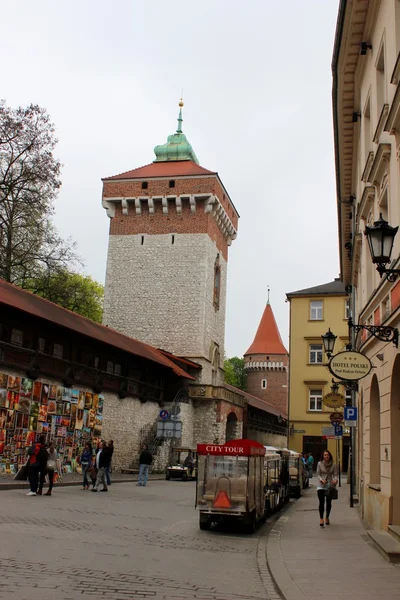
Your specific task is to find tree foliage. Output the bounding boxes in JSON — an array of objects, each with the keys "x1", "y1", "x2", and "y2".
[
  {"x1": 224, "y1": 356, "x2": 247, "y2": 391},
  {"x1": 0, "y1": 101, "x2": 79, "y2": 287},
  {"x1": 29, "y1": 270, "x2": 104, "y2": 323}
]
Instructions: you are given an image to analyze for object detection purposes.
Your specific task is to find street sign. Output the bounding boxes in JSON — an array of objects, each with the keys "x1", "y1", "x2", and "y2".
[
  {"x1": 329, "y1": 351, "x2": 372, "y2": 381},
  {"x1": 159, "y1": 410, "x2": 170, "y2": 421},
  {"x1": 323, "y1": 392, "x2": 346, "y2": 409},
  {"x1": 330, "y1": 412, "x2": 344, "y2": 424},
  {"x1": 322, "y1": 426, "x2": 335, "y2": 439},
  {"x1": 334, "y1": 424, "x2": 343, "y2": 438},
  {"x1": 344, "y1": 406, "x2": 358, "y2": 421},
  {"x1": 156, "y1": 420, "x2": 182, "y2": 438}
]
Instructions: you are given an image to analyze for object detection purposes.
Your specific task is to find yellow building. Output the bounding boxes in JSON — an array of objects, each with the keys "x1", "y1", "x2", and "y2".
[{"x1": 286, "y1": 279, "x2": 349, "y2": 468}]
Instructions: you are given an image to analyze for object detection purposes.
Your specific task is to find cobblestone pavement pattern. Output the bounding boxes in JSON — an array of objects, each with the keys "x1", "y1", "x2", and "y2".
[{"x1": 0, "y1": 481, "x2": 281, "y2": 600}]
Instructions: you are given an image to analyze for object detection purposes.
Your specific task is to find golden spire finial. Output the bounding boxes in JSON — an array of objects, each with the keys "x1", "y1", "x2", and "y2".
[{"x1": 179, "y1": 89, "x2": 184, "y2": 108}]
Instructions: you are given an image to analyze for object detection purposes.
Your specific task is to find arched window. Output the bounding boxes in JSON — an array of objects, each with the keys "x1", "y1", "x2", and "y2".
[{"x1": 213, "y1": 254, "x2": 221, "y2": 310}]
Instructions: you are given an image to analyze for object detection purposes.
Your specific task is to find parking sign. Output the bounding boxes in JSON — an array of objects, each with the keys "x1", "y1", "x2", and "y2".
[
  {"x1": 344, "y1": 406, "x2": 358, "y2": 421},
  {"x1": 334, "y1": 424, "x2": 343, "y2": 438}
]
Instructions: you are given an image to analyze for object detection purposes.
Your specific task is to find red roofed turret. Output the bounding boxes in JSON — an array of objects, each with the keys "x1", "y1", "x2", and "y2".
[
  {"x1": 244, "y1": 302, "x2": 287, "y2": 356},
  {"x1": 243, "y1": 299, "x2": 288, "y2": 415}
]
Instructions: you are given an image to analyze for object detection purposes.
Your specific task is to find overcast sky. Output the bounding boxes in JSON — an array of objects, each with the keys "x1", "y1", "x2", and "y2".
[{"x1": 2, "y1": 1, "x2": 340, "y2": 358}]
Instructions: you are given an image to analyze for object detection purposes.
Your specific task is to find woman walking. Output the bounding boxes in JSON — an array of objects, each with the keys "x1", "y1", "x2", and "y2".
[
  {"x1": 38, "y1": 442, "x2": 58, "y2": 496},
  {"x1": 81, "y1": 442, "x2": 93, "y2": 490},
  {"x1": 317, "y1": 450, "x2": 338, "y2": 527}
]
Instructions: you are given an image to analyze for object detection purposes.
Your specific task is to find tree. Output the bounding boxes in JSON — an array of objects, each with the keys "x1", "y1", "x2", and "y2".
[
  {"x1": 224, "y1": 357, "x2": 247, "y2": 391},
  {"x1": 0, "y1": 101, "x2": 79, "y2": 287},
  {"x1": 31, "y1": 270, "x2": 104, "y2": 323}
]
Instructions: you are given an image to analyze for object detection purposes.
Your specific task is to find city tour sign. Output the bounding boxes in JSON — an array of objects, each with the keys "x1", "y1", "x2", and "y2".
[
  {"x1": 328, "y1": 351, "x2": 372, "y2": 381},
  {"x1": 323, "y1": 392, "x2": 346, "y2": 409}
]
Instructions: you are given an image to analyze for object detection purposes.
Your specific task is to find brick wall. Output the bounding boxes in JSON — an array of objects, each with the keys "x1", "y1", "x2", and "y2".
[
  {"x1": 245, "y1": 353, "x2": 288, "y2": 415},
  {"x1": 248, "y1": 429, "x2": 286, "y2": 448},
  {"x1": 103, "y1": 175, "x2": 239, "y2": 231}
]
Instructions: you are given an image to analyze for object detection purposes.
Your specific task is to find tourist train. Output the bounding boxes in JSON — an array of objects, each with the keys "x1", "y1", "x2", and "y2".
[{"x1": 195, "y1": 439, "x2": 308, "y2": 532}]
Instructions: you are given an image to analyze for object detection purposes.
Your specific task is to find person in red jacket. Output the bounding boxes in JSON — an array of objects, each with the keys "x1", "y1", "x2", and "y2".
[{"x1": 27, "y1": 435, "x2": 47, "y2": 496}]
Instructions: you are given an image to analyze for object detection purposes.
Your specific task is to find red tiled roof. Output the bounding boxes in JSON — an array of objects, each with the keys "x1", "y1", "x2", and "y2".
[
  {"x1": 158, "y1": 350, "x2": 201, "y2": 369},
  {"x1": 244, "y1": 303, "x2": 287, "y2": 356},
  {"x1": 223, "y1": 383, "x2": 287, "y2": 419},
  {"x1": 0, "y1": 279, "x2": 194, "y2": 380},
  {"x1": 103, "y1": 160, "x2": 216, "y2": 181}
]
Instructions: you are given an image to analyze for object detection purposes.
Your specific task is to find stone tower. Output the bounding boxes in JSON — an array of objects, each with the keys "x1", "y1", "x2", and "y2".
[
  {"x1": 244, "y1": 298, "x2": 288, "y2": 415},
  {"x1": 102, "y1": 102, "x2": 238, "y2": 386}
]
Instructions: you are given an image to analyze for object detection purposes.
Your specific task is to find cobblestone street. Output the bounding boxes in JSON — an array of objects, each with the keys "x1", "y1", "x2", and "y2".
[{"x1": 0, "y1": 481, "x2": 281, "y2": 600}]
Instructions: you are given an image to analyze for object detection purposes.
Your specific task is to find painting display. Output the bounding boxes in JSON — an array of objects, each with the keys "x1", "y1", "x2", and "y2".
[{"x1": 0, "y1": 371, "x2": 104, "y2": 474}]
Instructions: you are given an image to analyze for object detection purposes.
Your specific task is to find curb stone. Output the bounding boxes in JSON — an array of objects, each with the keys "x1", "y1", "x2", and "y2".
[
  {"x1": 0, "y1": 475, "x2": 166, "y2": 491},
  {"x1": 265, "y1": 500, "x2": 306, "y2": 600}
]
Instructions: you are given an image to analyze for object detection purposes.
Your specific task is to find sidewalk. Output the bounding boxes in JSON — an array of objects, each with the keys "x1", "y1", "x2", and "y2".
[
  {"x1": 267, "y1": 482, "x2": 400, "y2": 600},
  {"x1": 0, "y1": 472, "x2": 165, "y2": 490}
]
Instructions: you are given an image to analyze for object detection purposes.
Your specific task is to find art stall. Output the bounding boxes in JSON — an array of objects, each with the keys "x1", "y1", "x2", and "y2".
[{"x1": 0, "y1": 371, "x2": 103, "y2": 476}]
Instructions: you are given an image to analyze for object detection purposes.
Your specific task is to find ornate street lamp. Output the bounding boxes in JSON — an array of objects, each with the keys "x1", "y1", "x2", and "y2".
[
  {"x1": 364, "y1": 214, "x2": 400, "y2": 281},
  {"x1": 321, "y1": 328, "x2": 337, "y2": 358}
]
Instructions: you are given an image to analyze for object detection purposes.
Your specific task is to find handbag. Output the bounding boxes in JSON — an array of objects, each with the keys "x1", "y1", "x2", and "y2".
[
  {"x1": 47, "y1": 459, "x2": 56, "y2": 471},
  {"x1": 328, "y1": 487, "x2": 338, "y2": 500}
]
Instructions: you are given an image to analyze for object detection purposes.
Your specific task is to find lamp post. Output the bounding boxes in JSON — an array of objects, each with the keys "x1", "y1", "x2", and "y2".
[
  {"x1": 321, "y1": 328, "x2": 337, "y2": 358},
  {"x1": 364, "y1": 214, "x2": 400, "y2": 281}
]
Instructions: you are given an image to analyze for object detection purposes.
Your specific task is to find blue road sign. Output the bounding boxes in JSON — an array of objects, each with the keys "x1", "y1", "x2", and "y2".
[
  {"x1": 344, "y1": 406, "x2": 358, "y2": 421},
  {"x1": 159, "y1": 410, "x2": 170, "y2": 421},
  {"x1": 334, "y1": 424, "x2": 343, "y2": 437}
]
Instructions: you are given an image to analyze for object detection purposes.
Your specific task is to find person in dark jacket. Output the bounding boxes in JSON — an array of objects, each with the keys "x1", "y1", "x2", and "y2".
[
  {"x1": 137, "y1": 444, "x2": 153, "y2": 487},
  {"x1": 81, "y1": 442, "x2": 93, "y2": 490},
  {"x1": 105, "y1": 440, "x2": 114, "y2": 486},
  {"x1": 27, "y1": 435, "x2": 47, "y2": 496},
  {"x1": 92, "y1": 441, "x2": 111, "y2": 492}
]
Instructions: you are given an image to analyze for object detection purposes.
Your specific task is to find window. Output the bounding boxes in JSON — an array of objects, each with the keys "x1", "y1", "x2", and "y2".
[
  {"x1": 106, "y1": 361, "x2": 114, "y2": 374},
  {"x1": 213, "y1": 255, "x2": 221, "y2": 310},
  {"x1": 376, "y1": 43, "x2": 386, "y2": 116},
  {"x1": 38, "y1": 338, "x2": 46, "y2": 352},
  {"x1": 309, "y1": 344, "x2": 323, "y2": 364},
  {"x1": 11, "y1": 329, "x2": 23, "y2": 346},
  {"x1": 345, "y1": 390, "x2": 352, "y2": 405},
  {"x1": 309, "y1": 389, "x2": 322, "y2": 411},
  {"x1": 363, "y1": 98, "x2": 371, "y2": 166},
  {"x1": 310, "y1": 301, "x2": 323, "y2": 320},
  {"x1": 383, "y1": 296, "x2": 390, "y2": 318},
  {"x1": 94, "y1": 357, "x2": 99, "y2": 369},
  {"x1": 345, "y1": 299, "x2": 351, "y2": 319},
  {"x1": 53, "y1": 343, "x2": 63, "y2": 358},
  {"x1": 114, "y1": 363, "x2": 122, "y2": 376},
  {"x1": 261, "y1": 379, "x2": 267, "y2": 389},
  {"x1": 169, "y1": 180, "x2": 175, "y2": 188},
  {"x1": 141, "y1": 181, "x2": 148, "y2": 190}
]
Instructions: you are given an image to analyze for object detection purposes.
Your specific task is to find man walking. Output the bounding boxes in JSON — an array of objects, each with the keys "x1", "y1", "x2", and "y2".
[
  {"x1": 92, "y1": 441, "x2": 111, "y2": 492},
  {"x1": 137, "y1": 444, "x2": 152, "y2": 487}
]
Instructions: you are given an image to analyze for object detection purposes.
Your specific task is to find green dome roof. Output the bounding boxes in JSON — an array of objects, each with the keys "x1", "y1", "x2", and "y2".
[{"x1": 154, "y1": 103, "x2": 199, "y2": 164}]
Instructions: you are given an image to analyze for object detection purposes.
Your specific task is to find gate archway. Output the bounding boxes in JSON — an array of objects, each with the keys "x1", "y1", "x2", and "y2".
[{"x1": 226, "y1": 412, "x2": 239, "y2": 442}]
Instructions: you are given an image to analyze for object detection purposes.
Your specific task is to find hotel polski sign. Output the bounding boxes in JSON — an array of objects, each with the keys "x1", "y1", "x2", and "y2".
[{"x1": 329, "y1": 351, "x2": 372, "y2": 381}]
